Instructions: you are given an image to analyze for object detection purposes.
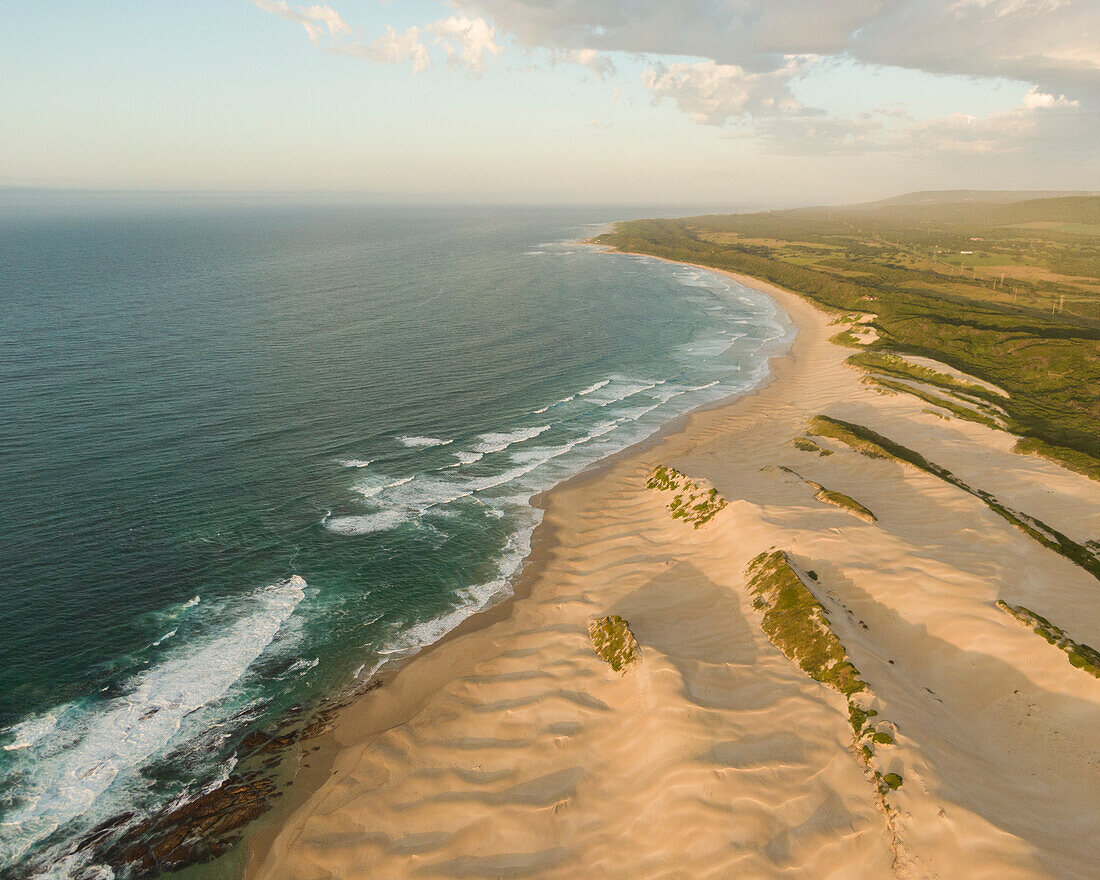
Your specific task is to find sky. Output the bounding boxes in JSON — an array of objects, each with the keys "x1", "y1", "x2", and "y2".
[{"x1": 0, "y1": 0, "x2": 1097, "y2": 205}]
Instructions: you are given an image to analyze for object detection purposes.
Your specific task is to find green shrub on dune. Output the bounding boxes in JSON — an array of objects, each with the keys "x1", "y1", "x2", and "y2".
[
  {"x1": 588, "y1": 615, "x2": 640, "y2": 673},
  {"x1": 646, "y1": 465, "x2": 728, "y2": 527},
  {"x1": 807, "y1": 482, "x2": 877, "y2": 522},
  {"x1": 746, "y1": 551, "x2": 866, "y2": 698},
  {"x1": 792, "y1": 436, "x2": 833, "y2": 456},
  {"x1": 996, "y1": 601, "x2": 1100, "y2": 677},
  {"x1": 807, "y1": 416, "x2": 1100, "y2": 581}
]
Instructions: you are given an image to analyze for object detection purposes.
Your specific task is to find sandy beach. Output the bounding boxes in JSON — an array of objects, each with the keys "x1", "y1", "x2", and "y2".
[{"x1": 245, "y1": 261, "x2": 1100, "y2": 880}]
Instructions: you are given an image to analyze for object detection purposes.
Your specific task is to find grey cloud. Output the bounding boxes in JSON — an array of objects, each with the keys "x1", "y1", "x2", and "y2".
[{"x1": 459, "y1": 0, "x2": 1098, "y2": 91}]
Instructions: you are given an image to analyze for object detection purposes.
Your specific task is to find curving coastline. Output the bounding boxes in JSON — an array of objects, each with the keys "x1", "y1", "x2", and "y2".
[{"x1": 242, "y1": 257, "x2": 1100, "y2": 880}]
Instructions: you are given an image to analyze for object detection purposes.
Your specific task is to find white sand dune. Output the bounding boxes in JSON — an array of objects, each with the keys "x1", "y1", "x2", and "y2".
[{"x1": 247, "y1": 269, "x2": 1100, "y2": 880}]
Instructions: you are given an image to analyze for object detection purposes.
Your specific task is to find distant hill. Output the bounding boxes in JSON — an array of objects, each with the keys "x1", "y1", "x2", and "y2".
[
  {"x1": 802, "y1": 192, "x2": 1100, "y2": 228},
  {"x1": 858, "y1": 190, "x2": 1100, "y2": 208}
]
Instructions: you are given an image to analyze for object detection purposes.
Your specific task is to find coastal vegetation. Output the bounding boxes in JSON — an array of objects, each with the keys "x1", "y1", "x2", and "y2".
[
  {"x1": 846, "y1": 351, "x2": 1000, "y2": 399},
  {"x1": 769, "y1": 465, "x2": 876, "y2": 522},
  {"x1": 595, "y1": 194, "x2": 1100, "y2": 478},
  {"x1": 746, "y1": 551, "x2": 865, "y2": 698},
  {"x1": 863, "y1": 375, "x2": 1004, "y2": 430},
  {"x1": 588, "y1": 615, "x2": 640, "y2": 672},
  {"x1": 807, "y1": 481, "x2": 877, "y2": 522},
  {"x1": 996, "y1": 601, "x2": 1100, "y2": 677},
  {"x1": 1014, "y1": 437, "x2": 1100, "y2": 481},
  {"x1": 807, "y1": 416, "x2": 900, "y2": 462},
  {"x1": 807, "y1": 416, "x2": 1100, "y2": 581},
  {"x1": 745, "y1": 552, "x2": 902, "y2": 798},
  {"x1": 792, "y1": 436, "x2": 832, "y2": 456},
  {"x1": 646, "y1": 464, "x2": 728, "y2": 527}
]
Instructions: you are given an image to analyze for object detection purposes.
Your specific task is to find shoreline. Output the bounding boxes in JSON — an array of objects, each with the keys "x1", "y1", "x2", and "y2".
[
  {"x1": 241, "y1": 249, "x2": 1100, "y2": 880},
  {"x1": 235, "y1": 252, "x2": 806, "y2": 877}
]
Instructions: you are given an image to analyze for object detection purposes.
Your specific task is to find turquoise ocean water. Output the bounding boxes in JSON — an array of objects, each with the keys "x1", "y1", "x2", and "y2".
[{"x1": 0, "y1": 202, "x2": 791, "y2": 875}]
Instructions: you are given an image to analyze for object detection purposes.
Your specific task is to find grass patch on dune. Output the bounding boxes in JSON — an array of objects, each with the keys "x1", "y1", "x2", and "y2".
[
  {"x1": 588, "y1": 615, "x2": 640, "y2": 673},
  {"x1": 1014, "y1": 437, "x2": 1100, "y2": 481},
  {"x1": 807, "y1": 416, "x2": 1100, "y2": 582},
  {"x1": 646, "y1": 464, "x2": 729, "y2": 528},
  {"x1": 807, "y1": 482, "x2": 877, "y2": 522},
  {"x1": 996, "y1": 601, "x2": 1100, "y2": 677},
  {"x1": 830, "y1": 329, "x2": 868, "y2": 349},
  {"x1": 847, "y1": 351, "x2": 996, "y2": 400},
  {"x1": 792, "y1": 436, "x2": 833, "y2": 456},
  {"x1": 747, "y1": 551, "x2": 865, "y2": 698},
  {"x1": 807, "y1": 416, "x2": 899, "y2": 461},
  {"x1": 864, "y1": 376, "x2": 1004, "y2": 431},
  {"x1": 746, "y1": 553, "x2": 904, "y2": 808}
]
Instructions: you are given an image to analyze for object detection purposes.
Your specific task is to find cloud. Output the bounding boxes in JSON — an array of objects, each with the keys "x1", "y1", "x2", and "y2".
[
  {"x1": 1021, "y1": 86, "x2": 1080, "y2": 108},
  {"x1": 253, "y1": 0, "x2": 1097, "y2": 158},
  {"x1": 753, "y1": 86, "x2": 1086, "y2": 155},
  {"x1": 459, "y1": 0, "x2": 1099, "y2": 92},
  {"x1": 551, "y1": 49, "x2": 616, "y2": 79},
  {"x1": 255, "y1": 1, "x2": 502, "y2": 75},
  {"x1": 254, "y1": 0, "x2": 350, "y2": 46},
  {"x1": 904, "y1": 88, "x2": 1083, "y2": 153},
  {"x1": 343, "y1": 25, "x2": 431, "y2": 74},
  {"x1": 641, "y1": 57, "x2": 809, "y2": 125},
  {"x1": 426, "y1": 15, "x2": 503, "y2": 75}
]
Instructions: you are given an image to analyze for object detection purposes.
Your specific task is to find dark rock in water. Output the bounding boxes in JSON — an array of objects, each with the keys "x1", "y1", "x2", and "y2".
[
  {"x1": 57, "y1": 673, "x2": 384, "y2": 878},
  {"x1": 103, "y1": 776, "x2": 279, "y2": 875}
]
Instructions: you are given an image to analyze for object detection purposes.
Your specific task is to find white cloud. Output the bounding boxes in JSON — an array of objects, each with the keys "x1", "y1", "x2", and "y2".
[
  {"x1": 254, "y1": 0, "x2": 350, "y2": 46},
  {"x1": 551, "y1": 49, "x2": 616, "y2": 79},
  {"x1": 641, "y1": 58, "x2": 809, "y2": 125},
  {"x1": 344, "y1": 25, "x2": 431, "y2": 74},
  {"x1": 426, "y1": 15, "x2": 503, "y2": 75},
  {"x1": 905, "y1": 89, "x2": 1082, "y2": 153},
  {"x1": 255, "y1": 1, "x2": 502, "y2": 76},
  {"x1": 1021, "y1": 86, "x2": 1080, "y2": 108}
]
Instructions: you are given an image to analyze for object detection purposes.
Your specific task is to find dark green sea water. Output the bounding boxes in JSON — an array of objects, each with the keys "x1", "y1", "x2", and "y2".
[{"x1": 0, "y1": 202, "x2": 790, "y2": 875}]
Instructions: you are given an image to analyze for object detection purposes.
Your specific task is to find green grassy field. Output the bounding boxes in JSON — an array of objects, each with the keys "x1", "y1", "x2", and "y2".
[{"x1": 595, "y1": 193, "x2": 1100, "y2": 474}]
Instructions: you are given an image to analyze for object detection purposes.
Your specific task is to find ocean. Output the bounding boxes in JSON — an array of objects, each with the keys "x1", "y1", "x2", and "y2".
[{"x1": 0, "y1": 202, "x2": 791, "y2": 875}]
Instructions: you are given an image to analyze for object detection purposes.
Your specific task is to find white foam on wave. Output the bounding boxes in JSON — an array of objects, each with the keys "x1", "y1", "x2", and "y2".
[
  {"x1": 325, "y1": 509, "x2": 411, "y2": 535},
  {"x1": 398, "y1": 436, "x2": 453, "y2": 448},
  {"x1": 374, "y1": 524, "x2": 534, "y2": 664},
  {"x1": 285, "y1": 657, "x2": 319, "y2": 675},
  {"x1": 473, "y1": 424, "x2": 550, "y2": 455},
  {"x1": 0, "y1": 576, "x2": 307, "y2": 868},
  {"x1": 590, "y1": 380, "x2": 660, "y2": 407},
  {"x1": 182, "y1": 596, "x2": 200, "y2": 609},
  {"x1": 453, "y1": 450, "x2": 484, "y2": 465},
  {"x1": 577, "y1": 379, "x2": 610, "y2": 396},
  {"x1": 352, "y1": 475, "x2": 414, "y2": 499},
  {"x1": 506, "y1": 419, "x2": 623, "y2": 470},
  {"x1": 1, "y1": 713, "x2": 60, "y2": 754},
  {"x1": 150, "y1": 629, "x2": 177, "y2": 648}
]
